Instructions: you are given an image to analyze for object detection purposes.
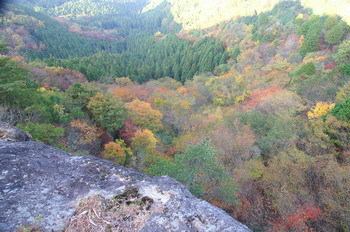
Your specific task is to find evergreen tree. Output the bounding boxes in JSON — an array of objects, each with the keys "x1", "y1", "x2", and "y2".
[
  {"x1": 300, "y1": 22, "x2": 321, "y2": 57},
  {"x1": 326, "y1": 23, "x2": 345, "y2": 45}
]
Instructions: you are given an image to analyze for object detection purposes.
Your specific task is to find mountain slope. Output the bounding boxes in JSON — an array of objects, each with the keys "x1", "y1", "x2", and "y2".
[
  {"x1": 145, "y1": 0, "x2": 350, "y2": 30},
  {"x1": 10, "y1": 0, "x2": 350, "y2": 30}
]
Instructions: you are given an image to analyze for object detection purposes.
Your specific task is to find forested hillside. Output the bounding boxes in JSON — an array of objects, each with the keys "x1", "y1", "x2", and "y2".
[{"x1": 1, "y1": 0, "x2": 350, "y2": 231}]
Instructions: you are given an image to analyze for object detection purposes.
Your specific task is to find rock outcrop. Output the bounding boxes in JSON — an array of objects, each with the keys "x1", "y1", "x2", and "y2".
[
  {"x1": 0, "y1": 122, "x2": 31, "y2": 142},
  {"x1": 0, "y1": 124, "x2": 251, "y2": 232}
]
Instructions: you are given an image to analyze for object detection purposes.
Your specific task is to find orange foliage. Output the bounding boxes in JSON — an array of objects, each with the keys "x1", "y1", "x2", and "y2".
[
  {"x1": 285, "y1": 67, "x2": 294, "y2": 72},
  {"x1": 70, "y1": 119, "x2": 101, "y2": 145},
  {"x1": 11, "y1": 56, "x2": 25, "y2": 64},
  {"x1": 221, "y1": 71, "x2": 234, "y2": 79},
  {"x1": 266, "y1": 70, "x2": 280, "y2": 79},
  {"x1": 187, "y1": 86, "x2": 200, "y2": 92},
  {"x1": 155, "y1": 87, "x2": 171, "y2": 94},
  {"x1": 131, "y1": 86, "x2": 149, "y2": 101},
  {"x1": 231, "y1": 195, "x2": 252, "y2": 222},
  {"x1": 177, "y1": 87, "x2": 188, "y2": 94},
  {"x1": 111, "y1": 87, "x2": 136, "y2": 102},
  {"x1": 243, "y1": 87, "x2": 283, "y2": 111}
]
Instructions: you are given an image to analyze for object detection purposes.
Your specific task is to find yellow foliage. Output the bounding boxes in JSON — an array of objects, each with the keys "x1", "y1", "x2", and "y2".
[
  {"x1": 115, "y1": 77, "x2": 133, "y2": 87},
  {"x1": 244, "y1": 24, "x2": 255, "y2": 33},
  {"x1": 177, "y1": 87, "x2": 188, "y2": 94},
  {"x1": 235, "y1": 159, "x2": 266, "y2": 182},
  {"x1": 303, "y1": 56, "x2": 327, "y2": 64},
  {"x1": 37, "y1": 87, "x2": 46, "y2": 92},
  {"x1": 336, "y1": 82, "x2": 350, "y2": 102},
  {"x1": 102, "y1": 141, "x2": 126, "y2": 164},
  {"x1": 131, "y1": 129, "x2": 157, "y2": 151},
  {"x1": 235, "y1": 91, "x2": 250, "y2": 104},
  {"x1": 154, "y1": 97, "x2": 165, "y2": 108},
  {"x1": 243, "y1": 65, "x2": 252, "y2": 72},
  {"x1": 37, "y1": 20, "x2": 44, "y2": 27},
  {"x1": 205, "y1": 76, "x2": 220, "y2": 87},
  {"x1": 235, "y1": 75, "x2": 245, "y2": 84},
  {"x1": 180, "y1": 100, "x2": 191, "y2": 110},
  {"x1": 267, "y1": 70, "x2": 280, "y2": 78},
  {"x1": 307, "y1": 102, "x2": 335, "y2": 119},
  {"x1": 213, "y1": 97, "x2": 225, "y2": 106},
  {"x1": 131, "y1": 129, "x2": 158, "y2": 169},
  {"x1": 53, "y1": 104, "x2": 65, "y2": 117},
  {"x1": 125, "y1": 99, "x2": 163, "y2": 132},
  {"x1": 298, "y1": 35, "x2": 304, "y2": 48},
  {"x1": 296, "y1": 13, "x2": 304, "y2": 20},
  {"x1": 45, "y1": 66, "x2": 64, "y2": 74}
]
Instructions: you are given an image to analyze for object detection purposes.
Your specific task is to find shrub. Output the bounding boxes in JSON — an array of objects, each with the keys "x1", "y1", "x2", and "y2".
[
  {"x1": 300, "y1": 23, "x2": 321, "y2": 57},
  {"x1": 291, "y1": 62, "x2": 316, "y2": 76},
  {"x1": 329, "y1": 97, "x2": 350, "y2": 121},
  {"x1": 148, "y1": 140, "x2": 238, "y2": 205},
  {"x1": 102, "y1": 140, "x2": 133, "y2": 166},
  {"x1": 87, "y1": 93, "x2": 128, "y2": 132},
  {"x1": 18, "y1": 122, "x2": 64, "y2": 146},
  {"x1": 325, "y1": 23, "x2": 345, "y2": 45},
  {"x1": 339, "y1": 63, "x2": 350, "y2": 76}
]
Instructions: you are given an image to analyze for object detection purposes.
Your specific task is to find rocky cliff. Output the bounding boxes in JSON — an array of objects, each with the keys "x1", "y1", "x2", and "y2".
[{"x1": 0, "y1": 124, "x2": 251, "y2": 232}]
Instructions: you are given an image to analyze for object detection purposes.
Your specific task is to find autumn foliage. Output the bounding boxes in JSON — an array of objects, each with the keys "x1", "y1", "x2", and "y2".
[
  {"x1": 242, "y1": 87, "x2": 283, "y2": 112},
  {"x1": 2, "y1": 2, "x2": 350, "y2": 231},
  {"x1": 118, "y1": 119, "x2": 139, "y2": 146},
  {"x1": 102, "y1": 140, "x2": 133, "y2": 165},
  {"x1": 70, "y1": 119, "x2": 101, "y2": 145},
  {"x1": 307, "y1": 102, "x2": 335, "y2": 119},
  {"x1": 111, "y1": 87, "x2": 136, "y2": 102},
  {"x1": 269, "y1": 205, "x2": 321, "y2": 232},
  {"x1": 125, "y1": 99, "x2": 163, "y2": 132}
]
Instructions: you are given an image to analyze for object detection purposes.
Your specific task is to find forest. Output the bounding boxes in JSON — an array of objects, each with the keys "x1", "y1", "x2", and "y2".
[{"x1": 1, "y1": 0, "x2": 350, "y2": 231}]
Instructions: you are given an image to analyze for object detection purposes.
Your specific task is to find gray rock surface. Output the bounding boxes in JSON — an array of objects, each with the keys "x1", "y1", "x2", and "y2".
[
  {"x1": 0, "y1": 140, "x2": 251, "y2": 232},
  {"x1": 0, "y1": 122, "x2": 31, "y2": 142}
]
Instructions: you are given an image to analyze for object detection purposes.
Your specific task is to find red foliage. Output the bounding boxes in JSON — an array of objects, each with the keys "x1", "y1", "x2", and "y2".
[
  {"x1": 242, "y1": 86, "x2": 282, "y2": 111},
  {"x1": 68, "y1": 25, "x2": 118, "y2": 41},
  {"x1": 56, "y1": 69, "x2": 88, "y2": 90},
  {"x1": 118, "y1": 119, "x2": 139, "y2": 146},
  {"x1": 31, "y1": 67, "x2": 88, "y2": 90},
  {"x1": 155, "y1": 87, "x2": 171, "y2": 94},
  {"x1": 131, "y1": 86, "x2": 150, "y2": 101},
  {"x1": 231, "y1": 195, "x2": 252, "y2": 221},
  {"x1": 325, "y1": 61, "x2": 336, "y2": 70},
  {"x1": 269, "y1": 204, "x2": 321, "y2": 232},
  {"x1": 99, "y1": 131, "x2": 113, "y2": 145}
]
